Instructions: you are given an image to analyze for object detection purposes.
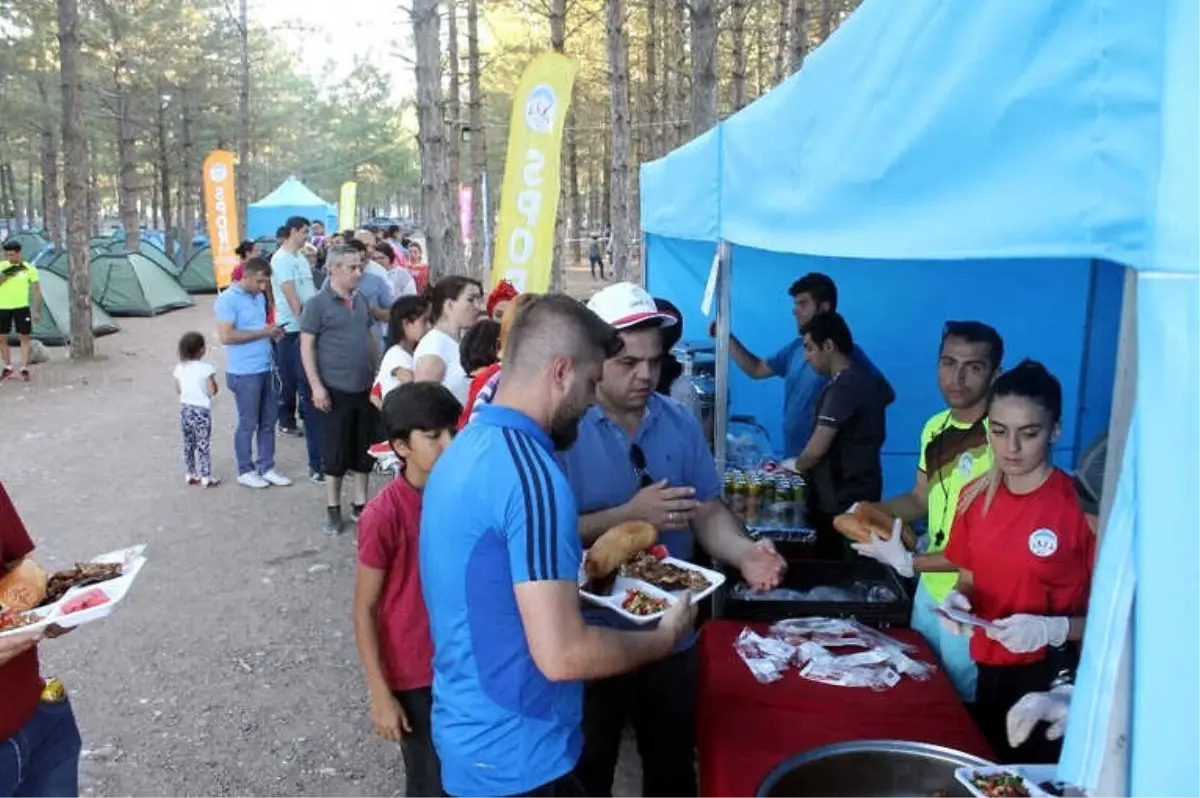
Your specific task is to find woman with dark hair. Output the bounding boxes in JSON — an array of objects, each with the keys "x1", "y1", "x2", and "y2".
[
  {"x1": 928, "y1": 360, "x2": 1094, "y2": 764},
  {"x1": 653, "y1": 297, "x2": 684, "y2": 395},
  {"x1": 413, "y1": 276, "x2": 482, "y2": 403}
]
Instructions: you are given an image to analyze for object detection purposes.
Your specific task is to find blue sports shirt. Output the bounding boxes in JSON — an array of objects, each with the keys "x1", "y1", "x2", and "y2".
[{"x1": 420, "y1": 404, "x2": 583, "y2": 797}]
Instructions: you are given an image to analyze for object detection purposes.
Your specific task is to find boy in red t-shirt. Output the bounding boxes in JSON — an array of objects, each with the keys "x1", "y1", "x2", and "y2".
[
  {"x1": 353, "y1": 382, "x2": 463, "y2": 798},
  {"x1": 0, "y1": 483, "x2": 82, "y2": 796}
]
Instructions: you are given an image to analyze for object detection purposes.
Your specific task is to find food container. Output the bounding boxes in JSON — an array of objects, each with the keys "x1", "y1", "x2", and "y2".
[
  {"x1": 578, "y1": 556, "x2": 726, "y2": 624},
  {"x1": 756, "y1": 740, "x2": 993, "y2": 797},
  {"x1": 715, "y1": 558, "x2": 911, "y2": 627},
  {"x1": 955, "y1": 766, "x2": 1055, "y2": 797},
  {"x1": 0, "y1": 544, "x2": 147, "y2": 639}
]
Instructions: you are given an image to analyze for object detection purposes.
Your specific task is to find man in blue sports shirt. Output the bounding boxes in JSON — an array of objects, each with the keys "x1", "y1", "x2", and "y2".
[
  {"x1": 420, "y1": 295, "x2": 699, "y2": 798},
  {"x1": 561, "y1": 283, "x2": 787, "y2": 796},
  {"x1": 716, "y1": 272, "x2": 889, "y2": 459}
]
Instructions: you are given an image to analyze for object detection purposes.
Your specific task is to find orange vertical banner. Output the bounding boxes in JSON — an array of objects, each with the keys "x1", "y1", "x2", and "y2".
[{"x1": 202, "y1": 150, "x2": 240, "y2": 289}]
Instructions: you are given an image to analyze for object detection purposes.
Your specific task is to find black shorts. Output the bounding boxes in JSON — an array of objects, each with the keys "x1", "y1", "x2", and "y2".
[
  {"x1": 0, "y1": 307, "x2": 32, "y2": 336},
  {"x1": 321, "y1": 388, "x2": 376, "y2": 477}
]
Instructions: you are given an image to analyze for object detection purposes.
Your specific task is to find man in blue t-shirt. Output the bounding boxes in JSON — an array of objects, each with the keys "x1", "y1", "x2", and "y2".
[
  {"x1": 421, "y1": 295, "x2": 698, "y2": 798},
  {"x1": 716, "y1": 272, "x2": 891, "y2": 458},
  {"x1": 561, "y1": 282, "x2": 787, "y2": 796}
]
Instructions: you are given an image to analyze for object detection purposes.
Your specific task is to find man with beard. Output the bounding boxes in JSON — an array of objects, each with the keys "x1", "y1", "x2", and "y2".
[
  {"x1": 716, "y1": 273, "x2": 885, "y2": 459},
  {"x1": 420, "y1": 294, "x2": 699, "y2": 798},
  {"x1": 852, "y1": 321, "x2": 1003, "y2": 701},
  {"x1": 560, "y1": 283, "x2": 787, "y2": 797}
]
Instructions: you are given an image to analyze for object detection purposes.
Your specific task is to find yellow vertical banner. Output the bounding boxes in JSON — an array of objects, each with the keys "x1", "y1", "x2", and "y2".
[
  {"x1": 339, "y1": 182, "x2": 358, "y2": 231},
  {"x1": 491, "y1": 52, "x2": 579, "y2": 292},
  {"x1": 202, "y1": 150, "x2": 239, "y2": 289}
]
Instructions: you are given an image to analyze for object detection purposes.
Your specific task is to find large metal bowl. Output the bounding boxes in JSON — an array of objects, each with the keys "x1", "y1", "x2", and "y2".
[{"x1": 756, "y1": 739, "x2": 994, "y2": 797}]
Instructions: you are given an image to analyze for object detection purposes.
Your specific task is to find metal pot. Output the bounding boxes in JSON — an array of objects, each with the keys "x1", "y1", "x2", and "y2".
[{"x1": 755, "y1": 739, "x2": 994, "y2": 797}]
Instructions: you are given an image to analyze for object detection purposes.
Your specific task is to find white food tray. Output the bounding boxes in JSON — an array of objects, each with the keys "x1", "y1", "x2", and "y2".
[
  {"x1": 578, "y1": 555, "x2": 726, "y2": 625},
  {"x1": 0, "y1": 544, "x2": 147, "y2": 638},
  {"x1": 955, "y1": 766, "x2": 1052, "y2": 798}
]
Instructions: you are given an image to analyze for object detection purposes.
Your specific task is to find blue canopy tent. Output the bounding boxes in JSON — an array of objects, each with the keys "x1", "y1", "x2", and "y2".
[
  {"x1": 640, "y1": 0, "x2": 1197, "y2": 795},
  {"x1": 246, "y1": 177, "x2": 338, "y2": 239}
]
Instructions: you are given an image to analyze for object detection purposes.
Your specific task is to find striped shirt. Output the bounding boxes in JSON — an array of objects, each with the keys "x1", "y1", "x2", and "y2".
[{"x1": 419, "y1": 403, "x2": 583, "y2": 797}]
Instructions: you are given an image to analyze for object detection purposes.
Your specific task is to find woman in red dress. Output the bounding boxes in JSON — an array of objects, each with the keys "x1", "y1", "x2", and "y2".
[{"x1": 940, "y1": 360, "x2": 1095, "y2": 764}]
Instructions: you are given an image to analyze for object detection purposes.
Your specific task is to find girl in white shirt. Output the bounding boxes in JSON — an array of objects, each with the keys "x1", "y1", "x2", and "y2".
[
  {"x1": 173, "y1": 331, "x2": 220, "y2": 487},
  {"x1": 413, "y1": 275, "x2": 483, "y2": 404},
  {"x1": 370, "y1": 295, "x2": 433, "y2": 409}
]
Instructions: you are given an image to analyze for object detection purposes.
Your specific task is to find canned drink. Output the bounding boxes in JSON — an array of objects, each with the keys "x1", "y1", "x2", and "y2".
[
  {"x1": 774, "y1": 477, "x2": 794, "y2": 528},
  {"x1": 723, "y1": 469, "x2": 736, "y2": 502},
  {"x1": 730, "y1": 473, "x2": 748, "y2": 517},
  {"x1": 745, "y1": 477, "x2": 761, "y2": 525}
]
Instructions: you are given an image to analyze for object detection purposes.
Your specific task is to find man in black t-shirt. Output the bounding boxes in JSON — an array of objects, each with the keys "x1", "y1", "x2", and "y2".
[{"x1": 785, "y1": 311, "x2": 894, "y2": 556}]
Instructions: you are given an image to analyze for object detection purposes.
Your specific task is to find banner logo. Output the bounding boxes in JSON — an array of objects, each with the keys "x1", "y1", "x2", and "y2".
[{"x1": 524, "y1": 85, "x2": 557, "y2": 134}]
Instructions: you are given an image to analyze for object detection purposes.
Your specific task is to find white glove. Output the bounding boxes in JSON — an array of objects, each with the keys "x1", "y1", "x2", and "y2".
[
  {"x1": 851, "y1": 518, "x2": 914, "y2": 577},
  {"x1": 1006, "y1": 685, "x2": 1073, "y2": 748},
  {"x1": 938, "y1": 590, "x2": 975, "y2": 637},
  {"x1": 987, "y1": 614, "x2": 1070, "y2": 653}
]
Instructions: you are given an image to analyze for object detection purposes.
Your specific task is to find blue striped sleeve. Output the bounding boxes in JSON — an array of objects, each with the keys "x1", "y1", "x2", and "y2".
[{"x1": 501, "y1": 428, "x2": 581, "y2": 584}]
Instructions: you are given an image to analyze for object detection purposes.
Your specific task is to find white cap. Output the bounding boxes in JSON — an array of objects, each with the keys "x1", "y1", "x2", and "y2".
[{"x1": 586, "y1": 282, "x2": 678, "y2": 330}]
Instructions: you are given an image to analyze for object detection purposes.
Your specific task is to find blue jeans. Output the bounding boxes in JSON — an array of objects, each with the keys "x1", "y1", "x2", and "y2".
[
  {"x1": 276, "y1": 332, "x2": 322, "y2": 472},
  {"x1": 911, "y1": 580, "x2": 978, "y2": 702},
  {"x1": 226, "y1": 371, "x2": 278, "y2": 475},
  {"x1": 275, "y1": 334, "x2": 298, "y2": 430},
  {"x1": 0, "y1": 698, "x2": 82, "y2": 797}
]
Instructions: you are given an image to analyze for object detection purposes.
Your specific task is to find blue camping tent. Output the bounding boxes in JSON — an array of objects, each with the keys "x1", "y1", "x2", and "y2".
[
  {"x1": 641, "y1": 0, "x2": 1197, "y2": 795},
  {"x1": 246, "y1": 177, "x2": 338, "y2": 239}
]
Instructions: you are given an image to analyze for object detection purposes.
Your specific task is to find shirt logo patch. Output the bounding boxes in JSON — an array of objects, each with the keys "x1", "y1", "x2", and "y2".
[
  {"x1": 957, "y1": 452, "x2": 975, "y2": 479},
  {"x1": 1028, "y1": 528, "x2": 1058, "y2": 558}
]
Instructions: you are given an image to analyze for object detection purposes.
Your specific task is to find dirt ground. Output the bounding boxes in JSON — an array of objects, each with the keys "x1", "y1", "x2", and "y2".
[{"x1": 0, "y1": 264, "x2": 641, "y2": 797}]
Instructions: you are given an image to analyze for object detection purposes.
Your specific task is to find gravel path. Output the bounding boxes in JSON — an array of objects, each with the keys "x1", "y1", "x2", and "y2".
[{"x1": 0, "y1": 270, "x2": 641, "y2": 797}]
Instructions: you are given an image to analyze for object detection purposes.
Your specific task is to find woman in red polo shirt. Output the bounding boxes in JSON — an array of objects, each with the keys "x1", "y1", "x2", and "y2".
[
  {"x1": 941, "y1": 361, "x2": 1094, "y2": 765},
  {"x1": 0, "y1": 483, "x2": 82, "y2": 795}
]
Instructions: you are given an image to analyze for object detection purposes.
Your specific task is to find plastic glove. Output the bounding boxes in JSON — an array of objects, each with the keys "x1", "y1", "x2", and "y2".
[
  {"x1": 987, "y1": 614, "x2": 1070, "y2": 653},
  {"x1": 851, "y1": 519, "x2": 915, "y2": 577},
  {"x1": 1006, "y1": 685, "x2": 1073, "y2": 748},
  {"x1": 938, "y1": 590, "x2": 975, "y2": 637}
]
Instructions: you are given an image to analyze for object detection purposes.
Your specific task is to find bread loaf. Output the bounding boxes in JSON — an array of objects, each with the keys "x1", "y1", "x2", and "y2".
[
  {"x1": 584, "y1": 521, "x2": 658, "y2": 581},
  {"x1": 0, "y1": 559, "x2": 49, "y2": 612},
  {"x1": 832, "y1": 503, "x2": 917, "y2": 551}
]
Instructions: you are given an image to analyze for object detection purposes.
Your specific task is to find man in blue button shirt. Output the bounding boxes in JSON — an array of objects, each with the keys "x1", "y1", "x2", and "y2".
[
  {"x1": 718, "y1": 273, "x2": 886, "y2": 459},
  {"x1": 214, "y1": 258, "x2": 291, "y2": 489},
  {"x1": 421, "y1": 295, "x2": 698, "y2": 798},
  {"x1": 562, "y1": 282, "x2": 788, "y2": 797}
]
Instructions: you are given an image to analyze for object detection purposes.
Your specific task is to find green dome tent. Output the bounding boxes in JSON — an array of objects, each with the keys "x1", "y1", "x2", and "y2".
[
  {"x1": 178, "y1": 248, "x2": 217, "y2": 294},
  {"x1": 106, "y1": 239, "x2": 183, "y2": 277},
  {"x1": 87, "y1": 253, "x2": 194, "y2": 316},
  {"x1": 6, "y1": 269, "x2": 121, "y2": 346},
  {"x1": 4, "y1": 232, "x2": 47, "y2": 255}
]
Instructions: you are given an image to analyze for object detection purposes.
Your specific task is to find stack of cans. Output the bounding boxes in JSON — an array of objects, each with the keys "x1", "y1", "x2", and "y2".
[{"x1": 722, "y1": 467, "x2": 806, "y2": 529}]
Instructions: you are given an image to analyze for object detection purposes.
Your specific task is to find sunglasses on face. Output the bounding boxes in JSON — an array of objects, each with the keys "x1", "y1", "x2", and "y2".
[{"x1": 630, "y1": 443, "x2": 653, "y2": 488}]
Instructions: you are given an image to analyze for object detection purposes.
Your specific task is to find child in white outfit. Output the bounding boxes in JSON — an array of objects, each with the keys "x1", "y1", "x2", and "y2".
[{"x1": 174, "y1": 331, "x2": 219, "y2": 486}]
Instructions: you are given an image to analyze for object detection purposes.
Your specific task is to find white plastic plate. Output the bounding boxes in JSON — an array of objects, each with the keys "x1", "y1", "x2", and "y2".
[
  {"x1": 0, "y1": 545, "x2": 148, "y2": 636},
  {"x1": 0, "y1": 605, "x2": 59, "y2": 639},
  {"x1": 955, "y1": 766, "x2": 1051, "y2": 798},
  {"x1": 578, "y1": 554, "x2": 726, "y2": 623}
]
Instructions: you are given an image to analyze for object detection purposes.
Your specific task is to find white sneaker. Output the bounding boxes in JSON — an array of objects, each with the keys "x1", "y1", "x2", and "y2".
[
  {"x1": 238, "y1": 472, "x2": 270, "y2": 489},
  {"x1": 260, "y1": 469, "x2": 293, "y2": 487}
]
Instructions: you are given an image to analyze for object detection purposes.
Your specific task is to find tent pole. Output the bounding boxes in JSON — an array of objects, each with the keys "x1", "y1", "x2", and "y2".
[
  {"x1": 1090, "y1": 266, "x2": 1137, "y2": 797},
  {"x1": 713, "y1": 240, "x2": 732, "y2": 467}
]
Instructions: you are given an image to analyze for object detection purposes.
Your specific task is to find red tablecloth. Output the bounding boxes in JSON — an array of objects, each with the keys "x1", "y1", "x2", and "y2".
[{"x1": 697, "y1": 620, "x2": 994, "y2": 797}]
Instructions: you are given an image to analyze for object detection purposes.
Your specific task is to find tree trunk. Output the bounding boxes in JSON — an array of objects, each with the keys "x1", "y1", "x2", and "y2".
[
  {"x1": 179, "y1": 87, "x2": 195, "y2": 261},
  {"x1": 818, "y1": 0, "x2": 832, "y2": 42},
  {"x1": 86, "y1": 139, "x2": 99, "y2": 236},
  {"x1": 157, "y1": 93, "x2": 174, "y2": 260},
  {"x1": 644, "y1": 0, "x2": 660, "y2": 160},
  {"x1": 548, "y1": 0, "x2": 568, "y2": 291},
  {"x1": 789, "y1": 0, "x2": 808, "y2": 73},
  {"x1": 446, "y1": 0, "x2": 461, "y2": 194},
  {"x1": 601, "y1": 135, "x2": 612, "y2": 231},
  {"x1": 755, "y1": 1, "x2": 767, "y2": 97},
  {"x1": 689, "y1": 0, "x2": 718, "y2": 138},
  {"x1": 36, "y1": 80, "x2": 63, "y2": 251},
  {"x1": 0, "y1": 160, "x2": 10, "y2": 228},
  {"x1": 465, "y1": 0, "x2": 487, "y2": 280},
  {"x1": 774, "y1": 0, "x2": 789, "y2": 85},
  {"x1": 565, "y1": 125, "x2": 581, "y2": 269},
  {"x1": 412, "y1": 0, "x2": 456, "y2": 280},
  {"x1": 670, "y1": 0, "x2": 688, "y2": 148},
  {"x1": 150, "y1": 166, "x2": 161, "y2": 231},
  {"x1": 731, "y1": 0, "x2": 748, "y2": 112},
  {"x1": 605, "y1": 0, "x2": 632, "y2": 281},
  {"x1": 58, "y1": 0, "x2": 93, "y2": 358},
  {"x1": 25, "y1": 153, "x2": 34, "y2": 228},
  {"x1": 237, "y1": 0, "x2": 250, "y2": 239},
  {"x1": 114, "y1": 55, "x2": 140, "y2": 252}
]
